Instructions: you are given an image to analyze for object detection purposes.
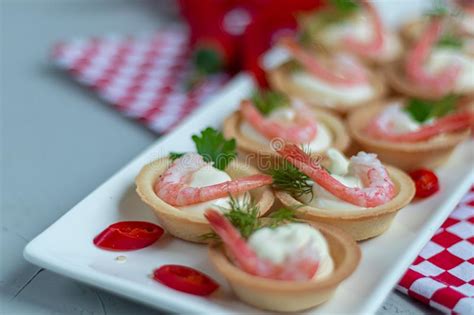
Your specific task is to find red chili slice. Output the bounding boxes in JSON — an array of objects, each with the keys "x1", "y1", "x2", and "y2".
[
  {"x1": 409, "y1": 169, "x2": 440, "y2": 198},
  {"x1": 153, "y1": 265, "x2": 219, "y2": 296},
  {"x1": 93, "y1": 221, "x2": 164, "y2": 251}
]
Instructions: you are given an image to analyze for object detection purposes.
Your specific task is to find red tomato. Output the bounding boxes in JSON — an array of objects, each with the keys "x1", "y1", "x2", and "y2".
[
  {"x1": 409, "y1": 169, "x2": 440, "y2": 198},
  {"x1": 153, "y1": 265, "x2": 219, "y2": 296},
  {"x1": 93, "y1": 221, "x2": 164, "y2": 251}
]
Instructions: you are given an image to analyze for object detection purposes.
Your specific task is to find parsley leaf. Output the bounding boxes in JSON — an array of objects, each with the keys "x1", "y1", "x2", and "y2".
[
  {"x1": 437, "y1": 34, "x2": 463, "y2": 49},
  {"x1": 404, "y1": 95, "x2": 458, "y2": 123},
  {"x1": 192, "y1": 127, "x2": 236, "y2": 170},
  {"x1": 251, "y1": 90, "x2": 289, "y2": 116},
  {"x1": 169, "y1": 152, "x2": 185, "y2": 161}
]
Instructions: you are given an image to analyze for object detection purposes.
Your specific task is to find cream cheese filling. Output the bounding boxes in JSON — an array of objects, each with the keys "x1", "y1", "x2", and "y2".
[
  {"x1": 240, "y1": 107, "x2": 332, "y2": 152},
  {"x1": 247, "y1": 223, "x2": 334, "y2": 280},
  {"x1": 177, "y1": 164, "x2": 234, "y2": 218},
  {"x1": 298, "y1": 149, "x2": 368, "y2": 211},
  {"x1": 425, "y1": 48, "x2": 474, "y2": 93},
  {"x1": 291, "y1": 71, "x2": 375, "y2": 107}
]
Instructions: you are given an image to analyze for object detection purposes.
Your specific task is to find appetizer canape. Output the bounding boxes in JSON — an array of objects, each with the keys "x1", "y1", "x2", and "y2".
[
  {"x1": 389, "y1": 12, "x2": 474, "y2": 99},
  {"x1": 135, "y1": 127, "x2": 274, "y2": 243},
  {"x1": 348, "y1": 96, "x2": 474, "y2": 170},
  {"x1": 298, "y1": 0, "x2": 403, "y2": 64},
  {"x1": 272, "y1": 144, "x2": 415, "y2": 241},
  {"x1": 223, "y1": 90, "x2": 350, "y2": 169},
  {"x1": 205, "y1": 203, "x2": 360, "y2": 312},
  {"x1": 268, "y1": 37, "x2": 386, "y2": 115}
]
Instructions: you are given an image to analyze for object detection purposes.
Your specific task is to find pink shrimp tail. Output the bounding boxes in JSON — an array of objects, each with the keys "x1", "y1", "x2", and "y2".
[
  {"x1": 405, "y1": 19, "x2": 461, "y2": 96},
  {"x1": 277, "y1": 144, "x2": 394, "y2": 207},
  {"x1": 280, "y1": 37, "x2": 368, "y2": 86},
  {"x1": 368, "y1": 111, "x2": 474, "y2": 142},
  {"x1": 204, "y1": 209, "x2": 261, "y2": 274},
  {"x1": 344, "y1": 1, "x2": 384, "y2": 56},
  {"x1": 240, "y1": 100, "x2": 317, "y2": 143}
]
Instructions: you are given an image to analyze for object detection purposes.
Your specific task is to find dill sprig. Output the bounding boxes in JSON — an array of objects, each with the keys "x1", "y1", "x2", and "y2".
[
  {"x1": 271, "y1": 161, "x2": 314, "y2": 197},
  {"x1": 251, "y1": 90, "x2": 289, "y2": 116},
  {"x1": 201, "y1": 195, "x2": 298, "y2": 241},
  {"x1": 221, "y1": 194, "x2": 261, "y2": 239}
]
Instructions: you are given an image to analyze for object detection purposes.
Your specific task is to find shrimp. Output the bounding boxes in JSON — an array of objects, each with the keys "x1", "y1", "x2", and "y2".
[
  {"x1": 154, "y1": 153, "x2": 273, "y2": 206},
  {"x1": 405, "y1": 18, "x2": 461, "y2": 96},
  {"x1": 276, "y1": 144, "x2": 396, "y2": 208},
  {"x1": 279, "y1": 37, "x2": 368, "y2": 86},
  {"x1": 344, "y1": 1, "x2": 385, "y2": 56},
  {"x1": 367, "y1": 110, "x2": 474, "y2": 142},
  {"x1": 205, "y1": 209, "x2": 319, "y2": 281},
  {"x1": 240, "y1": 99, "x2": 317, "y2": 143}
]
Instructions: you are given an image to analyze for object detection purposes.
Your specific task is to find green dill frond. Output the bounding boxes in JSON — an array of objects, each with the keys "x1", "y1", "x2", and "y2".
[
  {"x1": 271, "y1": 161, "x2": 314, "y2": 197},
  {"x1": 220, "y1": 194, "x2": 261, "y2": 239},
  {"x1": 251, "y1": 90, "x2": 289, "y2": 116},
  {"x1": 266, "y1": 208, "x2": 298, "y2": 228}
]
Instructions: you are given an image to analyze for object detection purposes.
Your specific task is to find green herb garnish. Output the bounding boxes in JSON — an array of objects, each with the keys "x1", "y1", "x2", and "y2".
[
  {"x1": 271, "y1": 161, "x2": 314, "y2": 197},
  {"x1": 268, "y1": 207, "x2": 298, "y2": 228},
  {"x1": 169, "y1": 152, "x2": 185, "y2": 161},
  {"x1": 328, "y1": 0, "x2": 360, "y2": 14},
  {"x1": 404, "y1": 95, "x2": 459, "y2": 123},
  {"x1": 222, "y1": 195, "x2": 261, "y2": 239},
  {"x1": 191, "y1": 127, "x2": 237, "y2": 170},
  {"x1": 437, "y1": 34, "x2": 463, "y2": 49},
  {"x1": 251, "y1": 90, "x2": 289, "y2": 116}
]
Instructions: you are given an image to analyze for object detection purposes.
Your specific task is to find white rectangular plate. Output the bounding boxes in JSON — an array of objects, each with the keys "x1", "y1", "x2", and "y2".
[{"x1": 24, "y1": 74, "x2": 474, "y2": 314}]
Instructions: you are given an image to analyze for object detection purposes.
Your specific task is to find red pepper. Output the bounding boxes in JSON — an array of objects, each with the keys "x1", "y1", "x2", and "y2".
[
  {"x1": 153, "y1": 265, "x2": 219, "y2": 296},
  {"x1": 409, "y1": 169, "x2": 440, "y2": 198},
  {"x1": 93, "y1": 221, "x2": 164, "y2": 251}
]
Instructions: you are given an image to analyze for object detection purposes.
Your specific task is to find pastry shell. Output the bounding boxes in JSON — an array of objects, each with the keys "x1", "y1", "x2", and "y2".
[
  {"x1": 267, "y1": 62, "x2": 386, "y2": 115},
  {"x1": 347, "y1": 103, "x2": 471, "y2": 170},
  {"x1": 223, "y1": 107, "x2": 350, "y2": 170},
  {"x1": 275, "y1": 166, "x2": 415, "y2": 241},
  {"x1": 135, "y1": 158, "x2": 274, "y2": 243},
  {"x1": 208, "y1": 221, "x2": 361, "y2": 312}
]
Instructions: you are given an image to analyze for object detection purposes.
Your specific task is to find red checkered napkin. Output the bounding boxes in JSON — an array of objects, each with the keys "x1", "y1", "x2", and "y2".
[
  {"x1": 52, "y1": 29, "x2": 228, "y2": 134},
  {"x1": 397, "y1": 186, "x2": 474, "y2": 314}
]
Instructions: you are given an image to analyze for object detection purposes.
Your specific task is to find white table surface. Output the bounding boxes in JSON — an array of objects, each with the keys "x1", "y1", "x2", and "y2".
[{"x1": 1, "y1": 0, "x2": 440, "y2": 314}]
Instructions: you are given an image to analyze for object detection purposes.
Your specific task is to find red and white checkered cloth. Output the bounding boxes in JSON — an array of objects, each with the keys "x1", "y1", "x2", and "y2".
[
  {"x1": 397, "y1": 186, "x2": 474, "y2": 314},
  {"x1": 52, "y1": 29, "x2": 228, "y2": 134},
  {"x1": 52, "y1": 31, "x2": 473, "y2": 314}
]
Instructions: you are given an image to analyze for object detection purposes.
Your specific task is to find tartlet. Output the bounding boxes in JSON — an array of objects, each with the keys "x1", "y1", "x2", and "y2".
[
  {"x1": 135, "y1": 158, "x2": 274, "y2": 243},
  {"x1": 347, "y1": 102, "x2": 472, "y2": 171},
  {"x1": 208, "y1": 221, "x2": 361, "y2": 312},
  {"x1": 275, "y1": 165, "x2": 415, "y2": 241},
  {"x1": 223, "y1": 106, "x2": 350, "y2": 169},
  {"x1": 268, "y1": 61, "x2": 386, "y2": 115}
]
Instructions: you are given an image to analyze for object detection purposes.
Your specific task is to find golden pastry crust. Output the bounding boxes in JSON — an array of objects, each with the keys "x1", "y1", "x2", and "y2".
[
  {"x1": 275, "y1": 166, "x2": 415, "y2": 241},
  {"x1": 223, "y1": 107, "x2": 350, "y2": 170},
  {"x1": 268, "y1": 62, "x2": 386, "y2": 115},
  {"x1": 135, "y1": 158, "x2": 274, "y2": 243},
  {"x1": 347, "y1": 102, "x2": 472, "y2": 170},
  {"x1": 208, "y1": 221, "x2": 361, "y2": 312}
]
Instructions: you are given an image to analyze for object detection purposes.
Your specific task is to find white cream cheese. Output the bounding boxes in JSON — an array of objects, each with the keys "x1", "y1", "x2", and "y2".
[
  {"x1": 298, "y1": 149, "x2": 367, "y2": 211},
  {"x1": 248, "y1": 223, "x2": 334, "y2": 280},
  {"x1": 425, "y1": 48, "x2": 474, "y2": 93},
  {"x1": 375, "y1": 102, "x2": 421, "y2": 135},
  {"x1": 291, "y1": 71, "x2": 375, "y2": 106},
  {"x1": 458, "y1": 12, "x2": 474, "y2": 36},
  {"x1": 177, "y1": 164, "x2": 233, "y2": 217},
  {"x1": 240, "y1": 107, "x2": 332, "y2": 152},
  {"x1": 318, "y1": 13, "x2": 401, "y2": 61}
]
